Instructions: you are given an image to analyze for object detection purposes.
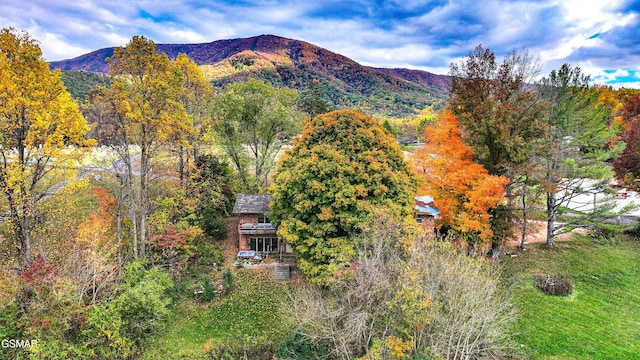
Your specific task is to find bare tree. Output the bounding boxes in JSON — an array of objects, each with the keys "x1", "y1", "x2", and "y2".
[{"x1": 286, "y1": 214, "x2": 516, "y2": 359}]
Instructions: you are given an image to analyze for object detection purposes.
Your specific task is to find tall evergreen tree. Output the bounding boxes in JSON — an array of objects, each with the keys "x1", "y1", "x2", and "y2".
[
  {"x1": 536, "y1": 64, "x2": 626, "y2": 245},
  {"x1": 299, "y1": 79, "x2": 333, "y2": 119}
]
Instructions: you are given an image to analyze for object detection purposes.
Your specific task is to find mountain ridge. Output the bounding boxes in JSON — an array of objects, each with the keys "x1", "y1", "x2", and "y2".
[{"x1": 50, "y1": 34, "x2": 450, "y2": 118}]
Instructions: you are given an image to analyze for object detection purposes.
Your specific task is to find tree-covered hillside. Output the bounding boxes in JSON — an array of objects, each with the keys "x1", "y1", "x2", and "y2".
[
  {"x1": 52, "y1": 35, "x2": 448, "y2": 118},
  {"x1": 60, "y1": 71, "x2": 111, "y2": 103}
]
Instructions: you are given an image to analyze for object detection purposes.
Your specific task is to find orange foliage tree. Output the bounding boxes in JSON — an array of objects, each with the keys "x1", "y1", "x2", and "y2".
[
  {"x1": 70, "y1": 187, "x2": 118, "y2": 303},
  {"x1": 412, "y1": 110, "x2": 508, "y2": 252}
]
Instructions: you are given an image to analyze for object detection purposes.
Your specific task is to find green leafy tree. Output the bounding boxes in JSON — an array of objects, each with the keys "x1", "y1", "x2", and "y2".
[
  {"x1": 270, "y1": 110, "x2": 417, "y2": 284},
  {"x1": 0, "y1": 28, "x2": 89, "y2": 267},
  {"x1": 192, "y1": 154, "x2": 235, "y2": 240},
  {"x1": 299, "y1": 79, "x2": 333, "y2": 118},
  {"x1": 381, "y1": 119, "x2": 397, "y2": 137},
  {"x1": 85, "y1": 259, "x2": 174, "y2": 358},
  {"x1": 212, "y1": 79, "x2": 305, "y2": 192},
  {"x1": 536, "y1": 64, "x2": 626, "y2": 245}
]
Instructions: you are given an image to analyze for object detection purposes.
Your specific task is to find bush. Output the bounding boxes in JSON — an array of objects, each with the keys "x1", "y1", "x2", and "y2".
[
  {"x1": 592, "y1": 223, "x2": 625, "y2": 243},
  {"x1": 222, "y1": 268, "x2": 234, "y2": 294},
  {"x1": 535, "y1": 274, "x2": 573, "y2": 296},
  {"x1": 276, "y1": 329, "x2": 330, "y2": 360},
  {"x1": 199, "y1": 276, "x2": 215, "y2": 303},
  {"x1": 85, "y1": 259, "x2": 175, "y2": 358},
  {"x1": 198, "y1": 209, "x2": 228, "y2": 240},
  {"x1": 205, "y1": 335, "x2": 276, "y2": 360},
  {"x1": 623, "y1": 221, "x2": 640, "y2": 240},
  {"x1": 286, "y1": 214, "x2": 515, "y2": 359}
]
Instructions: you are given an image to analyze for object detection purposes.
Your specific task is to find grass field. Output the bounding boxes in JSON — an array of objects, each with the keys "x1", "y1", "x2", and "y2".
[
  {"x1": 502, "y1": 234, "x2": 640, "y2": 359},
  {"x1": 141, "y1": 269, "x2": 294, "y2": 360}
]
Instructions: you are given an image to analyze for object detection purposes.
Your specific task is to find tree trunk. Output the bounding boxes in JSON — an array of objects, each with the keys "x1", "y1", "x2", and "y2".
[
  {"x1": 520, "y1": 179, "x2": 528, "y2": 250},
  {"x1": 491, "y1": 242, "x2": 501, "y2": 258},
  {"x1": 125, "y1": 154, "x2": 138, "y2": 259},
  {"x1": 178, "y1": 146, "x2": 185, "y2": 182},
  {"x1": 139, "y1": 146, "x2": 148, "y2": 258},
  {"x1": 130, "y1": 196, "x2": 138, "y2": 258},
  {"x1": 520, "y1": 218, "x2": 527, "y2": 250},
  {"x1": 467, "y1": 243, "x2": 477, "y2": 257},
  {"x1": 546, "y1": 191, "x2": 556, "y2": 246}
]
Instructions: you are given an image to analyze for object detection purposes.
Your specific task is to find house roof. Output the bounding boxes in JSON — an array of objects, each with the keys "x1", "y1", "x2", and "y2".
[
  {"x1": 415, "y1": 204, "x2": 440, "y2": 215},
  {"x1": 233, "y1": 194, "x2": 272, "y2": 214}
]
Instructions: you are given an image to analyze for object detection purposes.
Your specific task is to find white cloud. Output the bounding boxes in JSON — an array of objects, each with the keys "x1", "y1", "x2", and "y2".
[
  {"x1": 32, "y1": 31, "x2": 92, "y2": 61},
  {"x1": 1, "y1": 0, "x2": 638, "y2": 88}
]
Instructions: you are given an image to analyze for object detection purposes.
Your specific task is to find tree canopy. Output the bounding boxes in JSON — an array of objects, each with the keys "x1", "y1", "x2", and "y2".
[
  {"x1": 413, "y1": 110, "x2": 508, "y2": 251},
  {"x1": 536, "y1": 64, "x2": 625, "y2": 245},
  {"x1": 0, "y1": 27, "x2": 89, "y2": 266},
  {"x1": 448, "y1": 45, "x2": 543, "y2": 176},
  {"x1": 211, "y1": 79, "x2": 304, "y2": 192},
  {"x1": 614, "y1": 93, "x2": 640, "y2": 189},
  {"x1": 96, "y1": 35, "x2": 194, "y2": 258},
  {"x1": 270, "y1": 110, "x2": 417, "y2": 284}
]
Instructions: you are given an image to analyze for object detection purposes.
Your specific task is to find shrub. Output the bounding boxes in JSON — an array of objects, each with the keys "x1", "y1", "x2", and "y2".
[
  {"x1": 222, "y1": 268, "x2": 234, "y2": 294},
  {"x1": 276, "y1": 329, "x2": 330, "y2": 360},
  {"x1": 85, "y1": 259, "x2": 174, "y2": 357},
  {"x1": 198, "y1": 209, "x2": 228, "y2": 240},
  {"x1": 286, "y1": 214, "x2": 515, "y2": 359},
  {"x1": 205, "y1": 335, "x2": 276, "y2": 360},
  {"x1": 535, "y1": 274, "x2": 573, "y2": 296},
  {"x1": 623, "y1": 221, "x2": 640, "y2": 240},
  {"x1": 200, "y1": 276, "x2": 215, "y2": 303}
]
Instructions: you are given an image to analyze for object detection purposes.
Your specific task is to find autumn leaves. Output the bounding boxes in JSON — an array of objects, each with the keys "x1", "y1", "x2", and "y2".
[{"x1": 413, "y1": 111, "x2": 508, "y2": 245}]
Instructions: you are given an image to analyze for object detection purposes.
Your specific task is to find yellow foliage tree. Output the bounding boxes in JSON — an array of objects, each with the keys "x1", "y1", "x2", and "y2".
[
  {"x1": 172, "y1": 53, "x2": 213, "y2": 181},
  {"x1": 106, "y1": 35, "x2": 189, "y2": 258},
  {"x1": 0, "y1": 28, "x2": 89, "y2": 267}
]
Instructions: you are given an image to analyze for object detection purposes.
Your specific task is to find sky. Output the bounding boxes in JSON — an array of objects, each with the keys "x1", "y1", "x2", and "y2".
[{"x1": 2, "y1": 0, "x2": 639, "y2": 88}]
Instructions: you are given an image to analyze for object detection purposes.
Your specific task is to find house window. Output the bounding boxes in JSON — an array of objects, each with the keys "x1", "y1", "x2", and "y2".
[
  {"x1": 257, "y1": 214, "x2": 271, "y2": 228},
  {"x1": 249, "y1": 237, "x2": 278, "y2": 253}
]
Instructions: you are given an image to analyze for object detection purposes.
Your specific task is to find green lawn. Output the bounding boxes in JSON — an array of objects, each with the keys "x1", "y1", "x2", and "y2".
[
  {"x1": 502, "y1": 235, "x2": 640, "y2": 359},
  {"x1": 141, "y1": 269, "x2": 294, "y2": 360}
]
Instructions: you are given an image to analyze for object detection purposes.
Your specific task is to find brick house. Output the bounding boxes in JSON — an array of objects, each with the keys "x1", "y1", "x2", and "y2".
[
  {"x1": 233, "y1": 194, "x2": 292, "y2": 255},
  {"x1": 414, "y1": 195, "x2": 440, "y2": 227}
]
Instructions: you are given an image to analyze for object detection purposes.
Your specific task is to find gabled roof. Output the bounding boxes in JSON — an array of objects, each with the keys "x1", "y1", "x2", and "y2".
[
  {"x1": 415, "y1": 204, "x2": 440, "y2": 215},
  {"x1": 415, "y1": 195, "x2": 439, "y2": 216},
  {"x1": 233, "y1": 194, "x2": 272, "y2": 214}
]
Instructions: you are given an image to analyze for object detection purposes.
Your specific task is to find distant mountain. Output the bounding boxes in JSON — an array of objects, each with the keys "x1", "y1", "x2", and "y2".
[{"x1": 51, "y1": 35, "x2": 450, "y2": 118}]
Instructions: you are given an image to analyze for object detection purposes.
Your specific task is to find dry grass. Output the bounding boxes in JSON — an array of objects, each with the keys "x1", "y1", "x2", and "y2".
[{"x1": 507, "y1": 220, "x2": 588, "y2": 249}]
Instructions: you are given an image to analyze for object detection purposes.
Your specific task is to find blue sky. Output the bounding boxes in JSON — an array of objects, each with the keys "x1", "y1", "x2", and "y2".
[{"x1": 2, "y1": 0, "x2": 639, "y2": 88}]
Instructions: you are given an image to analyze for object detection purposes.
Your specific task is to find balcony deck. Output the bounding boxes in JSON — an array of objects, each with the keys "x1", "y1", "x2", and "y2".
[{"x1": 238, "y1": 223, "x2": 277, "y2": 235}]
